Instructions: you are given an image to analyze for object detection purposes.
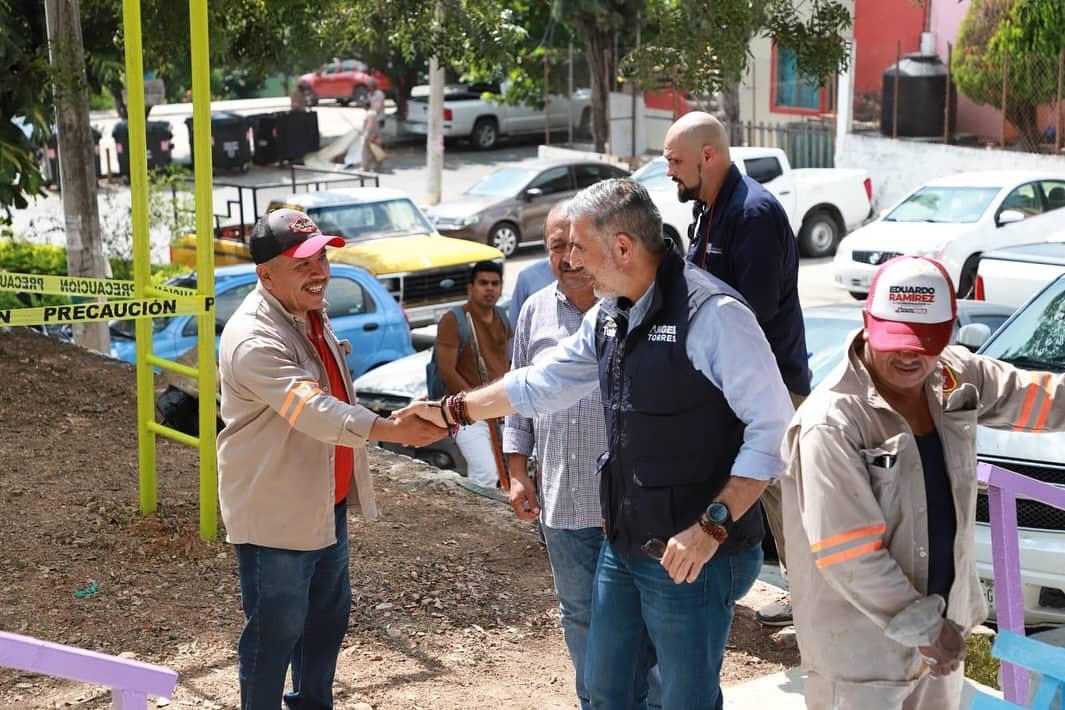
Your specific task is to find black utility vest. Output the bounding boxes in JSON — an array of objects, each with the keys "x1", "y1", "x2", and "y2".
[{"x1": 594, "y1": 251, "x2": 764, "y2": 558}]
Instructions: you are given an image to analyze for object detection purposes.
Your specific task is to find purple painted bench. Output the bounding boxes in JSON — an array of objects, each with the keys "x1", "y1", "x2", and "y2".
[
  {"x1": 0, "y1": 631, "x2": 177, "y2": 709},
  {"x1": 973, "y1": 462, "x2": 1065, "y2": 707}
]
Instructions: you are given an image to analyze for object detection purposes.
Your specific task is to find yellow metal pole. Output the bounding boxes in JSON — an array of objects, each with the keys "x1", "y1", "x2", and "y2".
[
  {"x1": 189, "y1": 0, "x2": 218, "y2": 540},
  {"x1": 122, "y1": 0, "x2": 158, "y2": 515}
]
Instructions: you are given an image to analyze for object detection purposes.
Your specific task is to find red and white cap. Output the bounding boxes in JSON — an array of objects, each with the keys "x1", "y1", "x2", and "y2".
[{"x1": 864, "y1": 255, "x2": 957, "y2": 356}]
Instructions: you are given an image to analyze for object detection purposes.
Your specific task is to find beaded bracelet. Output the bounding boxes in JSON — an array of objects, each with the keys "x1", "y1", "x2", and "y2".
[{"x1": 453, "y1": 391, "x2": 474, "y2": 426}]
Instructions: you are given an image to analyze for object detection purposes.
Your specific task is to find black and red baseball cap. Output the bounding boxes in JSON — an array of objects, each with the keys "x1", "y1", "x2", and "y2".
[{"x1": 249, "y1": 208, "x2": 344, "y2": 264}]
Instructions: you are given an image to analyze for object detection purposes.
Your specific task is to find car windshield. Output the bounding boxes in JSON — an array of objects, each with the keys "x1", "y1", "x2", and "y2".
[
  {"x1": 109, "y1": 274, "x2": 194, "y2": 338},
  {"x1": 980, "y1": 279, "x2": 1065, "y2": 372},
  {"x1": 804, "y1": 312, "x2": 862, "y2": 387},
  {"x1": 884, "y1": 186, "x2": 1000, "y2": 224},
  {"x1": 307, "y1": 199, "x2": 433, "y2": 241},
  {"x1": 632, "y1": 160, "x2": 674, "y2": 192},
  {"x1": 466, "y1": 168, "x2": 538, "y2": 197}
]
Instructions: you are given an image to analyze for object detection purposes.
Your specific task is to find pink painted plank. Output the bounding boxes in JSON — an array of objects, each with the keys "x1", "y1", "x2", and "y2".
[
  {"x1": 975, "y1": 461, "x2": 1065, "y2": 705},
  {"x1": 0, "y1": 631, "x2": 176, "y2": 698}
]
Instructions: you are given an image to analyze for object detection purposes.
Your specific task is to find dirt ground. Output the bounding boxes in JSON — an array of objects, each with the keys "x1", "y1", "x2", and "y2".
[{"x1": 0, "y1": 327, "x2": 798, "y2": 709}]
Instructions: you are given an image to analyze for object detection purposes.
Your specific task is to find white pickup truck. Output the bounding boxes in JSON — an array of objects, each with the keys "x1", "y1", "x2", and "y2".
[
  {"x1": 404, "y1": 82, "x2": 591, "y2": 151},
  {"x1": 975, "y1": 240, "x2": 1065, "y2": 308},
  {"x1": 631, "y1": 147, "x2": 873, "y2": 258}
]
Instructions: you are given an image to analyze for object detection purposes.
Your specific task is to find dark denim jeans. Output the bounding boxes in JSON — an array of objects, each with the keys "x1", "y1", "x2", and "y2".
[
  {"x1": 584, "y1": 540, "x2": 763, "y2": 710},
  {"x1": 235, "y1": 502, "x2": 352, "y2": 710},
  {"x1": 542, "y1": 524, "x2": 605, "y2": 710}
]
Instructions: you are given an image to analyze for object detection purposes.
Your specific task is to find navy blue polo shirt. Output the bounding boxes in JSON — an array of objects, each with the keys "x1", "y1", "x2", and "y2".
[{"x1": 686, "y1": 164, "x2": 810, "y2": 395}]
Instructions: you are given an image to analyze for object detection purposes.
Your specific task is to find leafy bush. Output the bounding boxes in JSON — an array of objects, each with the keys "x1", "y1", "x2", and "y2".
[
  {"x1": 965, "y1": 630, "x2": 1001, "y2": 690},
  {"x1": 0, "y1": 238, "x2": 189, "y2": 311}
]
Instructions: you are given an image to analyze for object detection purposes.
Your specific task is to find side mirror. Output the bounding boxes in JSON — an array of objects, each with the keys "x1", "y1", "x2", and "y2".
[
  {"x1": 956, "y1": 322, "x2": 992, "y2": 351},
  {"x1": 997, "y1": 209, "x2": 1025, "y2": 226},
  {"x1": 524, "y1": 187, "x2": 544, "y2": 202}
]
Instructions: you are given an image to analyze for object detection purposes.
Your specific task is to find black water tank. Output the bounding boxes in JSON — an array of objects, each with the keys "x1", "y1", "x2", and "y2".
[{"x1": 881, "y1": 53, "x2": 957, "y2": 137}]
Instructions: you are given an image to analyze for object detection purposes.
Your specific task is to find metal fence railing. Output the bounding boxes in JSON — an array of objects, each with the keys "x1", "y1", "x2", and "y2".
[
  {"x1": 725, "y1": 120, "x2": 836, "y2": 168},
  {"x1": 854, "y1": 44, "x2": 1065, "y2": 155}
]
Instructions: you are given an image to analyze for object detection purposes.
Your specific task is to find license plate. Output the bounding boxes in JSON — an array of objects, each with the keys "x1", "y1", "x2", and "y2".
[{"x1": 981, "y1": 579, "x2": 995, "y2": 609}]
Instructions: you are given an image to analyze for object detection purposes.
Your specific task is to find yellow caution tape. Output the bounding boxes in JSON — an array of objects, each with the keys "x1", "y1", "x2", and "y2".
[
  {"x1": 0, "y1": 271, "x2": 196, "y2": 299},
  {"x1": 0, "y1": 296, "x2": 214, "y2": 327}
]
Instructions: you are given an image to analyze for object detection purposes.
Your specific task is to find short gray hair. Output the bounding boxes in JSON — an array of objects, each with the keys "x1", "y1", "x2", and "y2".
[{"x1": 566, "y1": 178, "x2": 666, "y2": 255}]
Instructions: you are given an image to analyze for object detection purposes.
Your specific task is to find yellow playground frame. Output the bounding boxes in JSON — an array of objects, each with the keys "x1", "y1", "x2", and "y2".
[{"x1": 123, "y1": 0, "x2": 218, "y2": 540}]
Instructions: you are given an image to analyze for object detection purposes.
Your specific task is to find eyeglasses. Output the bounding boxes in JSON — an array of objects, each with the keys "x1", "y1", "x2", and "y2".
[{"x1": 641, "y1": 537, "x2": 667, "y2": 561}]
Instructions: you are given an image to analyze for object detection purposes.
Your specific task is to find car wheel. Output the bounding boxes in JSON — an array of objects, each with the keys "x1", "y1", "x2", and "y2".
[
  {"x1": 798, "y1": 210, "x2": 841, "y2": 258},
  {"x1": 849, "y1": 291, "x2": 867, "y2": 301},
  {"x1": 338, "y1": 97, "x2": 351, "y2": 106},
  {"x1": 301, "y1": 86, "x2": 318, "y2": 107},
  {"x1": 471, "y1": 118, "x2": 499, "y2": 150},
  {"x1": 957, "y1": 255, "x2": 981, "y2": 299},
  {"x1": 489, "y1": 222, "x2": 520, "y2": 257},
  {"x1": 352, "y1": 85, "x2": 369, "y2": 105}
]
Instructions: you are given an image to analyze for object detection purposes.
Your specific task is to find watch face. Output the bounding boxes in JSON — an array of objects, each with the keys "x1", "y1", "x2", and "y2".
[{"x1": 707, "y1": 502, "x2": 729, "y2": 525}]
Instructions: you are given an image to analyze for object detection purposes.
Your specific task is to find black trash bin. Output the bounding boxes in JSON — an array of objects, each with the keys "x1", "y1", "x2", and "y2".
[
  {"x1": 112, "y1": 120, "x2": 174, "y2": 177},
  {"x1": 44, "y1": 126, "x2": 104, "y2": 186},
  {"x1": 251, "y1": 110, "x2": 320, "y2": 165},
  {"x1": 186, "y1": 112, "x2": 252, "y2": 172},
  {"x1": 251, "y1": 113, "x2": 281, "y2": 165}
]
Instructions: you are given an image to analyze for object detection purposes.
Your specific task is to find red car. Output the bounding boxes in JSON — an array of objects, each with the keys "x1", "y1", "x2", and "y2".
[{"x1": 297, "y1": 59, "x2": 393, "y2": 106}]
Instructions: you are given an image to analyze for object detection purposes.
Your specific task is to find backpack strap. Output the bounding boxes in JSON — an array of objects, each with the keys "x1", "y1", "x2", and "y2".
[{"x1": 451, "y1": 305, "x2": 469, "y2": 349}]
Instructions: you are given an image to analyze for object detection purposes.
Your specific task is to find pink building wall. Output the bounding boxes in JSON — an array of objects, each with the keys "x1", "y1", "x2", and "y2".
[{"x1": 929, "y1": 0, "x2": 1060, "y2": 144}]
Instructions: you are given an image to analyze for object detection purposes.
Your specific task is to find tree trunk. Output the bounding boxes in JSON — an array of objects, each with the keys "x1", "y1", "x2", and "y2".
[
  {"x1": 1007, "y1": 104, "x2": 1042, "y2": 152},
  {"x1": 581, "y1": 22, "x2": 612, "y2": 153},
  {"x1": 723, "y1": 79, "x2": 744, "y2": 145},
  {"x1": 45, "y1": 0, "x2": 109, "y2": 354}
]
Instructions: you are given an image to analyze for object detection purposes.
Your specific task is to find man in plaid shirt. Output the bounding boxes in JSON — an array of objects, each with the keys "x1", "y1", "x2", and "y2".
[{"x1": 503, "y1": 202, "x2": 609, "y2": 710}]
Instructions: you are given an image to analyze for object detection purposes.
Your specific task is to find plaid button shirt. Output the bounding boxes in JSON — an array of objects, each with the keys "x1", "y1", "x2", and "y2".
[{"x1": 503, "y1": 283, "x2": 605, "y2": 530}]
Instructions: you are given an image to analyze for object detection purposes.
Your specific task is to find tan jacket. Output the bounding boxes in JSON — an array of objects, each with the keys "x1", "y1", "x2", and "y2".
[
  {"x1": 783, "y1": 332, "x2": 1065, "y2": 688},
  {"x1": 217, "y1": 284, "x2": 379, "y2": 550}
]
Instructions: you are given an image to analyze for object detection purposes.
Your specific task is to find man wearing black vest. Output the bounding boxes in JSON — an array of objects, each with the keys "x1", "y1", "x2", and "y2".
[
  {"x1": 664, "y1": 111, "x2": 810, "y2": 627},
  {"x1": 401, "y1": 179, "x2": 793, "y2": 709}
]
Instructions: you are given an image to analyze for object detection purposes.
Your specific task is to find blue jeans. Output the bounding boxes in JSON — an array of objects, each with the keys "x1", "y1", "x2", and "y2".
[
  {"x1": 236, "y1": 502, "x2": 352, "y2": 710},
  {"x1": 584, "y1": 541, "x2": 763, "y2": 710},
  {"x1": 542, "y1": 524, "x2": 605, "y2": 710}
]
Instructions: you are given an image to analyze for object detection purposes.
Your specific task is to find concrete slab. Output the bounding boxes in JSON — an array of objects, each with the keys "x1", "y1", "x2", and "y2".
[{"x1": 724, "y1": 668, "x2": 1002, "y2": 708}]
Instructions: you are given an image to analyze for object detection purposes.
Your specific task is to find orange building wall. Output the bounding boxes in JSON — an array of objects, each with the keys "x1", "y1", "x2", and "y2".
[{"x1": 853, "y1": 0, "x2": 927, "y2": 95}]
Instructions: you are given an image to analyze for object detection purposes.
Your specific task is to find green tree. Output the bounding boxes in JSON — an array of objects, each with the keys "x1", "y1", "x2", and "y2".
[
  {"x1": 0, "y1": 0, "x2": 51, "y2": 218},
  {"x1": 320, "y1": 0, "x2": 527, "y2": 119},
  {"x1": 952, "y1": 0, "x2": 1065, "y2": 151}
]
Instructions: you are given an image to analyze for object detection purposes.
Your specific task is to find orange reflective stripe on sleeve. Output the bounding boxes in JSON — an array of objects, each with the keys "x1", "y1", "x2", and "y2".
[
  {"x1": 810, "y1": 523, "x2": 886, "y2": 553},
  {"x1": 287, "y1": 383, "x2": 322, "y2": 427},
  {"x1": 280, "y1": 381, "x2": 321, "y2": 426},
  {"x1": 816, "y1": 539, "x2": 884, "y2": 569},
  {"x1": 1013, "y1": 374, "x2": 1053, "y2": 432}
]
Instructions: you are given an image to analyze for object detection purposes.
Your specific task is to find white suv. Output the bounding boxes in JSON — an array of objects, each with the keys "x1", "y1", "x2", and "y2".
[{"x1": 974, "y1": 273, "x2": 1065, "y2": 626}]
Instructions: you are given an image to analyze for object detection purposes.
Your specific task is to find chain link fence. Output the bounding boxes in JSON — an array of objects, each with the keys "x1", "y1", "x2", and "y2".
[{"x1": 853, "y1": 44, "x2": 1065, "y2": 154}]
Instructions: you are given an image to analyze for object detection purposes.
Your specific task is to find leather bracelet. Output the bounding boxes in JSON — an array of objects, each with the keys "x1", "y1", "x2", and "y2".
[{"x1": 437, "y1": 400, "x2": 453, "y2": 427}]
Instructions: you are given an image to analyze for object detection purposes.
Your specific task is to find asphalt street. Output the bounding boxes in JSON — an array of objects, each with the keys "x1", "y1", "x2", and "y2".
[{"x1": 11, "y1": 96, "x2": 850, "y2": 309}]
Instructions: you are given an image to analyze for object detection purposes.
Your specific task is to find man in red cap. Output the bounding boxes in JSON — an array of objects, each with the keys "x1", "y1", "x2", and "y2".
[
  {"x1": 218, "y1": 208, "x2": 446, "y2": 709},
  {"x1": 781, "y1": 255, "x2": 1065, "y2": 709}
]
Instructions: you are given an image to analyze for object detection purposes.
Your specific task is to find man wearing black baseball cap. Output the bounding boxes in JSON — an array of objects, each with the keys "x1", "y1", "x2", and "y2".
[{"x1": 218, "y1": 208, "x2": 445, "y2": 708}]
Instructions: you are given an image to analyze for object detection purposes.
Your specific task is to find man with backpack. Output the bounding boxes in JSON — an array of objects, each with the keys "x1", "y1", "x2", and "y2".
[{"x1": 430, "y1": 260, "x2": 512, "y2": 487}]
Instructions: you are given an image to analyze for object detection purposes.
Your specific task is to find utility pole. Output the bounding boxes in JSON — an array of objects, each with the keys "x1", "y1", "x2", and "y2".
[
  {"x1": 44, "y1": 0, "x2": 109, "y2": 353},
  {"x1": 426, "y1": 0, "x2": 445, "y2": 206}
]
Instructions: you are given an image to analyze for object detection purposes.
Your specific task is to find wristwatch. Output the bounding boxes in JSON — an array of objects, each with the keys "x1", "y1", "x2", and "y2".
[{"x1": 698, "y1": 501, "x2": 733, "y2": 543}]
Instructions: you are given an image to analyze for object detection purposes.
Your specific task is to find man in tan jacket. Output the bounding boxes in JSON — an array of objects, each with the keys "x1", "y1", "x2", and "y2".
[
  {"x1": 784, "y1": 255, "x2": 1065, "y2": 709},
  {"x1": 217, "y1": 208, "x2": 444, "y2": 709}
]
